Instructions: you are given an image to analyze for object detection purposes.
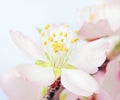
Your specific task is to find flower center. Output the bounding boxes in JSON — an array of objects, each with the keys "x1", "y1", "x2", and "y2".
[{"x1": 38, "y1": 24, "x2": 79, "y2": 68}]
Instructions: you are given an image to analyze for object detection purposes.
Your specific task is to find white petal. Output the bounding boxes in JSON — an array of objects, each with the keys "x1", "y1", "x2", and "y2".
[
  {"x1": 104, "y1": 35, "x2": 120, "y2": 56},
  {"x1": 0, "y1": 68, "x2": 42, "y2": 100},
  {"x1": 105, "y1": 5, "x2": 120, "y2": 30},
  {"x1": 61, "y1": 69, "x2": 99, "y2": 96},
  {"x1": 16, "y1": 64, "x2": 55, "y2": 86},
  {"x1": 10, "y1": 31, "x2": 46, "y2": 61},
  {"x1": 70, "y1": 39, "x2": 108, "y2": 74}
]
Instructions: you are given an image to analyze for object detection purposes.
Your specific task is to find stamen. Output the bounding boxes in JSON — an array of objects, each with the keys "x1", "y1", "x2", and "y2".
[
  {"x1": 71, "y1": 38, "x2": 78, "y2": 43},
  {"x1": 51, "y1": 41, "x2": 68, "y2": 53},
  {"x1": 41, "y1": 31, "x2": 45, "y2": 37},
  {"x1": 60, "y1": 38, "x2": 64, "y2": 42},
  {"x1": 44, "y1": 24, "x2": 50, "y2": 30},
  {"x1": 64, "y1": 33, "x2": 68, "y2": 38},
  {"x1": 43, "y1": 41, "x2": 47, "y2": 46},
  {"x1": 59, "y1": 32, "x2": 63, "y2": 36},
  {"x1": 89, "y1": 14, "x2": 96, "y2": 21},
  {"x1": 75, "y1": 29, "x2": 79, "y2": 34},
  {"x1": 52, "y1": 33, "x2": 56, "y2": 37},
  {"x1": 48, "y1": 36, "x2": 53, "y2": 42}
]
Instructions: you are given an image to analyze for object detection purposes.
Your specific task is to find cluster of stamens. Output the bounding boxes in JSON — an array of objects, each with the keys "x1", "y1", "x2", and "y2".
[{"x1": 39, "y1": 24, "x2": 79, "y2": 53}]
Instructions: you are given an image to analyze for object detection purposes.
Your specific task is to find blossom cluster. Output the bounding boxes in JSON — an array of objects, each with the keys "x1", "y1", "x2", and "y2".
[{"x1": 0, "y1": 1, "x2": 120, "y2": 100}]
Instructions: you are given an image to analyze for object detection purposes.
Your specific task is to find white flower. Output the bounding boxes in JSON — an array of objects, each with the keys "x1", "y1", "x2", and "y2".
[{"x1": 0, "y1": 24, "x2": 109, "y2": 99}]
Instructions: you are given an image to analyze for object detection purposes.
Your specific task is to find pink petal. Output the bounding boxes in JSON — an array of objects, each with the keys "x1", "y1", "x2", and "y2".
[
  {"x1": 79, "y1": 19, "x2": 113, "y2": 39},
  {"x1": 116, "y1": 94, "x2": 120, "y2": 100},
  {"x1": 93, "y1": 71, "x2": 106, "y2": 84},
  {"x1": 70, "y1": 39, "x2": 109, "y2": 74},
  {"x1": 16, "y1": 64, "x2": 55, "y2": 86},
  {"x1": 102, "y1": 56, "x2": 120, "y2": 98},
  {"x1": 115, "y1": 27, "x2": 120, "y2": 35},
  {"x1": 108, "y1": 0, "x2": 120, "y2": 5},
  {"x1": 61, "y1": 69, "x2": 99, "y2": 96},
  {"x1": 0, "y1": 69, "x2": 41, "y2": 100},
  {"x1": 10, "y1": 31, "x2": 46, "y2": 61},
  {"x1": 96, "y1": 89, "x2": 112, "y2": 100}
]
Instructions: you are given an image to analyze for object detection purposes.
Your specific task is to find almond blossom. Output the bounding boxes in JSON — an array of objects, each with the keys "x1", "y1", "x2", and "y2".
[{"x1": 0, "y1": 24, "x2": 109, "y2": 100}]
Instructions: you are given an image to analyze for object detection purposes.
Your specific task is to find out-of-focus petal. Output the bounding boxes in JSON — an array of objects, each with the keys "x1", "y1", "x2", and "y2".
[
  {"x1": 16, "y1": 64, "x2": 55, "y2": 86},
  {"x1": 95, "y1": 89, "x2": 112, "y2": 100},
  {"x1": 0, "y1": 69, "x2": 41, "y2": 100},
  {"x1": 115, "y1": 28, "x2": 120, "y2": 35},
  {"x1": 116, "y1": 94, "x2": 120, "y2": 100},
  {"x1": 102, "y1": 5, "x2": 120, "y2": 30},
  {"x1": 79, "y1": 20, "x2": 113, "y2": 39},
  {"x1": 10, "y1": 31, "x2": 46, "y2": 61},
  {"x1": 70, "y1": 39, "x2": 108, "y2": 74},
  {"x1": 61, "y1": 69, "x2": 99, "y2": 96},
  {"x1": 102, "y1": 56, "x2": 120, "y2": 98}
]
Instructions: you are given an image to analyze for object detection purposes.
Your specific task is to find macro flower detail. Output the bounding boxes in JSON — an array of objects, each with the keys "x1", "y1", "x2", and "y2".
[{"x1": 0, "y1": 24, "x2": 109, "y2": 100}]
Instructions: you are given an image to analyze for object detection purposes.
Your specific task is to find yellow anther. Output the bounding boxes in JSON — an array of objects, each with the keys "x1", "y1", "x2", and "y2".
[
  {"x1": 64, "y1": 33, "x2": 68, "y2": 38},
  {"x1": 74, "y1": 38, "x2": 78, "y2": 42},
  {"x1": 41, "y1": 31, "x2": 45, "y2": 37},
  {"x1": 54, "y1": 49, "x2": 58, "y2": 53},
  {"x1": 48, "y1": 36, "x2": 53, "y2": 42},
  {"x1": 89, "y1": 14, "x2": 96, "y2": 21},
  {"x1": 52, "y1": 33, "x2": 56, "y2": 37},
  {"x1": 43, "y1": 41, "x2": 47, "y2": 46},
  {"x1": 71, "y1": 38, "x2": 78, "y2": 43},
  {"x1": 59, "y1": 31, "x2": 63, "y2": 36},
  {"x1": 60, "y1": 38, "x2": 64, "y2": 42},
  {"x1": 44, "y1": 24, "x2": 50, "y2": 30},
  {"x1": 75, "y1": 29, "x2": 79, "y2": 34},
  {"x1": 60, "y1": 44, "x2": 64, "y2": 51},
  {"x1": 51, "y1": 41, "x2": 68, "y2": 53},
  {"x1": 63, "y1": 47, "x2": 68, "y2": 52}
]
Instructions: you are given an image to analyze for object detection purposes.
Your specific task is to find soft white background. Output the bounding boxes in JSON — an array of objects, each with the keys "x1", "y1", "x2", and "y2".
[{"x1": 0, "y1": 0, "x2": 96, "y2": 99}]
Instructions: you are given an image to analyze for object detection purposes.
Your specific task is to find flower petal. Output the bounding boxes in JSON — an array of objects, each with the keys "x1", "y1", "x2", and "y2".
[
  {"x1": 79, "y1": 19, "x2": 113, "y2": 39},
  {"x1": 93, "y1": 71, "x2": 106, "y2": 84},
  {"x1": 102, "y1": 56, "x2": 120, "y2": 98},
  {"x1": 10, "y1": 31, "x2": 46, "y2": 61},
  {"x1": 60, "y1": 89, "x2": 112, "y2": 100},
  {"x1": 70, "y1": 39, "x2": 108, "y2": 74},
  {"x1": 116, "y1": 94, "x2": 120, "y2": 100},
  {"x1": 95, "y1": 89, "x2": 112, "y2": 100},
  {"x1": 104, "y1": 35, "x2": 120, "y2": 59},
  {"x1": 0, "y1": 68, "x2": 42, "y2": 100},
  {"x1": 61, "y1": 69, "x2": 99, "y2": 96},
  {"x1": 16, "y1": 64, "x2": 55, "y2": 86}
]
